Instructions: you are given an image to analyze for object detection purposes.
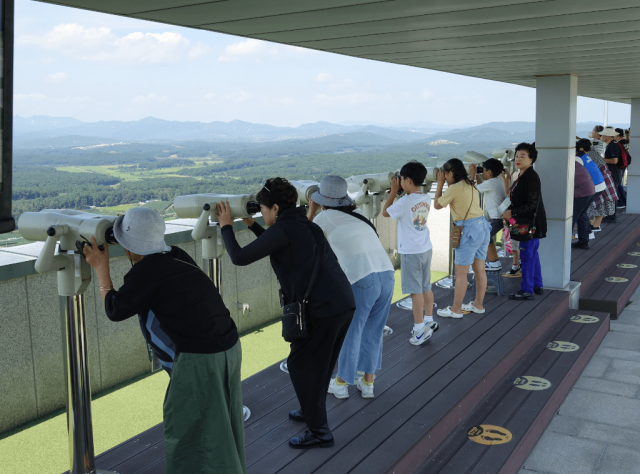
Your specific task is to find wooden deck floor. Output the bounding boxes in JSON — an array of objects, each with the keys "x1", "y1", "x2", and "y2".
[{"x1": 91, "y1": 261, "x2": 569, "y2": 474}]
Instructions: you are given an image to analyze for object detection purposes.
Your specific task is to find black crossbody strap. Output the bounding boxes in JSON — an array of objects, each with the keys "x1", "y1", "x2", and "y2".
[
  {"x1": 304, "y1": 223, "x2": 323, "y2": 303},
  {"x1": 336, "y1": 209, "x2": 378, "y2": 236}
]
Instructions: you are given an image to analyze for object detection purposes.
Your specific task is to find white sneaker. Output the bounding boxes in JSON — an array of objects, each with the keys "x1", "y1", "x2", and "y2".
[
  {"x1": 425, "y1": 319, "x2": 439, "y2": 333},
  {"x1": 437, "y1": 306, "x2": 464, "y2": 319},
  {"x1": 328, "y1": 378, "x2": 349, "y2": 399},
  {"x1": 589, "y1": 232, "x2": 595, "y2": 240},
  {"x1": 383, "y1": 325, "x2": 393, "y2": 336},
  {"x1": 243, "y1": 406, "x2": 251, "y2": 422},
  {"x1": 485, "y1": 261, "x2": 502, "y2": 271},
  {"x1": 356, "y1": 378, "x2": 374, "y2": 398},
  {"x1": 461, "y1": 302, "x2": 485, "y2": 314},
  {"x1": 356, "y1": 371, "x2": 376, "y2": 383},
  {"x1": 409, "y1": 327, "x2": 433, "y2": 345}
]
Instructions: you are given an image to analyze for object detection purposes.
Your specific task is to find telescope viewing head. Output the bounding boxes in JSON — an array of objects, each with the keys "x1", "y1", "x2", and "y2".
[
  {"x1": 347, "y1": 172, "x2": 394, "y2": 194},
  {"x1": 290, "y1": 180, "x2": 319, "y2": 205},
  {"x1": 18, "y1": 210, "x2": 117, "y2": 252}
]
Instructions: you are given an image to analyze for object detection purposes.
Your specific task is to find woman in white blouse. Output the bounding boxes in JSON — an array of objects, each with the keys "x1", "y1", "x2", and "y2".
[{"x1": 308, "y1": 176, "x2": 395, "y2": 399}]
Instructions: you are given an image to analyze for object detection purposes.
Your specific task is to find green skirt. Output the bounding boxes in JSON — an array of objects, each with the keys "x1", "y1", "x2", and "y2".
[{"x1": 163, "y1": 341, "x2": 246, "y2": 474}]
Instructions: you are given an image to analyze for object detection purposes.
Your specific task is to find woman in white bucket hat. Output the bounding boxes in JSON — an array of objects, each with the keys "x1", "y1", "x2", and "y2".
[{"x1": 83, "y1": 207, "x2": 246, "y2": 474}]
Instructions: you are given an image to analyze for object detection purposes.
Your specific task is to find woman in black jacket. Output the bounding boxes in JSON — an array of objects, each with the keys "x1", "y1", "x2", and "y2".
[
  {"x1": 501, "y1": 143, "x2": 547, "y2": 300},
  {"x1": 216, "y1": 177, "x2": 356, "y2": 449}
]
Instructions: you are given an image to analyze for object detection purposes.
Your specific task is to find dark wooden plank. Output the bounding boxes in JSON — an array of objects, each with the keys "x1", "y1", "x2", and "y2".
[
  {"x1": 95, "y1": 424, "x2": 164, "y2": 471},
  {"x1": 345, "y1": 292, "x2": 568, "y2": 474},
  {"x1": 111, "y1": 439, "x2": 165, "y2": 474}
]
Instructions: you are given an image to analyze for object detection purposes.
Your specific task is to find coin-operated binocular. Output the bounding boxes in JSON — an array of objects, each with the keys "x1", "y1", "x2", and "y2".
[
  {"x1": 174, "y1": 192, "x2": 258, "y2": 305},
  {"x1": 290, "y1": 180, "x2": 319, "y2": 206},
  {"x1": 17, "y1": 209, "x2": 119, "y2": 474},
  {"x1": 346, "y1": 172, "x2": 394, "y2": 222},
  {"x1": 18, "y1": 209, "x2": 118, "y2": 295},
  {"x1": 493, "y1": 148, "x2": 516, "y2": 175}
]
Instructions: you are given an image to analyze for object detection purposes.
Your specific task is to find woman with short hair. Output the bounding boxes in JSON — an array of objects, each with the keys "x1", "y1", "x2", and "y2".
[
  {"x1": 501, "y1": 143, "x2": 547, "y2": 300},
  {"x1": 434, "y1": 158, "x2": 491, "y2": 318},
  {"x1": 307, "y1": 175, "x2": 396, "y2": 400},
  {"x1": 216, "y1": 177, "x2": 355, "y2": 449},
  {"x1": 83, "y1": 207, "x2": 246, "y2": 474}
]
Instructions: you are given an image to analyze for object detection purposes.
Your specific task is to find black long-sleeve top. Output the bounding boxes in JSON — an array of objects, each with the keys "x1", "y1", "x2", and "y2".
[
  {"x1": 221, "y1": 206, "x2": 355, "y2": 319},
  {"x1": 509, "y1": 166, "x2": 547, "y2": 239},
  {"x1": 104, "y1": 246, "x2": 238, "y2": 354}
]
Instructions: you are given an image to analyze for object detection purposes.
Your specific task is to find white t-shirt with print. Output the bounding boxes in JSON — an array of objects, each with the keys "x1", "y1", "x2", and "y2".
[
  {"x1": 386, "y1": 192, "x2": 432, "y2": 254},
  {"x1": 475, "y1": 177, "x2": 507, "y2": 219}
]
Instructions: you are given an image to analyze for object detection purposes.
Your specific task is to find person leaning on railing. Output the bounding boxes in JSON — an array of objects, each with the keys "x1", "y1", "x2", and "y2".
[
  {"x1": 501, "y1": 143, "x2": 547, "y2": 300},
  {"x1": 307, "y1": 175, "x2": 395, "y2": 400},
  {"x1": 434, "y1": 158, "x2": 491, "y2": 319},
  {"x1": 82, "y1": 207, "x2": 246, "y2": 474},
  {"x1": 215, "y1": 177, "x2": 355, "y2": 450}
]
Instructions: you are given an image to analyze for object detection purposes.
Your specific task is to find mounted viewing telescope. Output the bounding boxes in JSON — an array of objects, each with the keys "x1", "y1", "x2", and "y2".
[
  {"x1": 290, "y1": 180, "x2": 319, "y2": 205},
  {"x1": 493, "y1": 148, "x2": 517, "y2": 174},
  {"x1": 17, "y1": 209, "x2": 119, "y2": 474},
  {"x1": 347, "y1": 172, "x2": 394, "y2": 194}
]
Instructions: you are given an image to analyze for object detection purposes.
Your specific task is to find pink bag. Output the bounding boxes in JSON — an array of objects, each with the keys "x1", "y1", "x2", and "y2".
[{"x1": 502, "y1": 227, "x2": 512, "y2": 254}]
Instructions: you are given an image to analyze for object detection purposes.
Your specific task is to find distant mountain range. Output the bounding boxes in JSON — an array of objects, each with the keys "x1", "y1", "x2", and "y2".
[{"x1": 13, "y1": 115, "x2": 630, "y2": 148}]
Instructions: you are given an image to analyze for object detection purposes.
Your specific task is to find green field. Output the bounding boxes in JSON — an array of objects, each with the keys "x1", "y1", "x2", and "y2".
[{"x1": 55, "y1": 160, "x2": 219, "y2": 182}]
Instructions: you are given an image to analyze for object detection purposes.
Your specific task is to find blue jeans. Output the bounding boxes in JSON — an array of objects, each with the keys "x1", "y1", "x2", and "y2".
[
  {"x1": 520, "y1": 238, "x2": 543, "y2": 293},
  {"x1": 337, "y1": 271, "x2": 394, "y2": 384},
  {"x1": 454, "y1": 216, "x2": 491, "y2": 265}
]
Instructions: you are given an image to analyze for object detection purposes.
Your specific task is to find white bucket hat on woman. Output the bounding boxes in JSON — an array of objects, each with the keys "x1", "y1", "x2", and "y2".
[
  {"x1": 599, "y1": 126, "x2": 618, "y2": 137},
  {"x1": 113, "y1": 207, "x2": 171, "y2": 255},
  {"x1": 311, "y1": 175, "x2": 354, "y2": 207}
]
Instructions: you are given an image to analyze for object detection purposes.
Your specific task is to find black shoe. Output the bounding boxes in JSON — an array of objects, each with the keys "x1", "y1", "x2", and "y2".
[
  {"x1": 571, "y1": 241, "x2": 589, "y2": 250},
  {"x1": 289, "y1": 410, "x2": 305, "y2": 423},
  {"x1": 509, "y1": 290, "x2": 534, "y2": 300},
  {"x1": 603, "y1": 216, "x2": 617, "y2": 223},
  {"x1": 289, "y1": 425, "x2": 334, "y2": 449},
  {"x1": 534, "y1": 287, "x2": 544, "y2": 295},
  {"x1": 507, "y1": 263, "x2": 522, "y2": 275}
]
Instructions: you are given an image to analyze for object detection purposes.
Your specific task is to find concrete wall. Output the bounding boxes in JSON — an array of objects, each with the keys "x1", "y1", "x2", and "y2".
[{"x1": 0, "y1": 215, "x2": 405, "y2": 434}]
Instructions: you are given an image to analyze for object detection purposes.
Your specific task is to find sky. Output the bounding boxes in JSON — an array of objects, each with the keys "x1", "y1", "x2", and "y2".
[{"x1": 14, "y1": 0, "x2": 631, "y2": 128}]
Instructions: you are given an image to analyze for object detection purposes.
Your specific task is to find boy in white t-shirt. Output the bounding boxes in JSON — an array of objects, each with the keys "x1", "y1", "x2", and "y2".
[{"x1": 382, "y1": 160, "x2": 438, "y2": 346}]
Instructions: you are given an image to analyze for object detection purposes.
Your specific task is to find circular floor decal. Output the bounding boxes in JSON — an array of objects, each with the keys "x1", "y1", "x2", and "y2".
[
  {"x1": 512, "y1": 376, "x2": 552, "y2": 391},
  {"x1": 605, "y1": 276, "x2": 628, "y2": 283},
  {"x1": 570, "y1": 315, "x2": 600, "y2": 324},
  {"x1": 617, "y1": 264, "x2": 638, "y2": 269},
  {"x1": 628, "y1": 252, "x2": 640, "y2": 256},
  {"x1": 468, "y1": 425, "x2": 513, "y2": 445},
  {"x1": 546, "y1": 341, "x2": 580, "y2": 352}
]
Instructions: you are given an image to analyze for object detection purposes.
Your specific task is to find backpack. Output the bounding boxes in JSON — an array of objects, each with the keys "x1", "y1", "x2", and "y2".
[{"x1": 617, "y1": 142, "x2": 632, "y2": 169}]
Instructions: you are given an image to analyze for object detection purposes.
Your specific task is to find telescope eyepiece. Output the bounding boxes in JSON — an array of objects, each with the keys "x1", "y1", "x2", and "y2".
[
  {"x1": 362, "y1": 179, "x2": 369, "y2": 184},
  {"x1": 203, "y1": 203, "x2": 211, "y2": 212},
  {"x1": 246, "y1": 201, "x2": 261, "y2": 215},
  {"x1": 47, "y1": 227, "x2": 56, "y2": 237},
  {"x1": 104, "y1": 227, "x2": 118, "y2": 245}
]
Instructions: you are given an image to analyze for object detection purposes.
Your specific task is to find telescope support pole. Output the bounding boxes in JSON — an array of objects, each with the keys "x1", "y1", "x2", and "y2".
[{"x1": 61, "y1": 294, "x2": 116, "y2": 474}]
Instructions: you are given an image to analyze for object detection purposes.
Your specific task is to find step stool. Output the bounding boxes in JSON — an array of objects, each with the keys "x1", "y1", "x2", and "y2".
[{"x1": 472, "y1": 268, "x2": 505, "y2": 296}]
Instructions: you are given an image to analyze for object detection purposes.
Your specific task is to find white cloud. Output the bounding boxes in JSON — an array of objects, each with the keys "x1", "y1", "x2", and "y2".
[
  {"x1": 131, "y1": 93, "x2": 167, "y2": 104},
  {"x1": 419, "y1": 88, "x2": 434, "y2": 100},
  {"x1": 188, "y1": 42, "x2": 213, "y2": 60},
  {"x1": 17, "y1": 23, "x2": 203, "y2": 65},
  {"x1": 15, "y1": 93, "x2": 46, "y2": 100},
  {"x1": 315, "y1": 73, "x2": 333, "y2": 83},
  {"x1": 218, "y1": 38, "x2": 279, "y2": 63},
  {"x1": 43, "y1": 72, "x2": 69, "y2": 83}
]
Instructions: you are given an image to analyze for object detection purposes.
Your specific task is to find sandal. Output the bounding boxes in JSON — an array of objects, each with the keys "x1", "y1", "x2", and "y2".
[
  {"x1": 461, "y1": 302, "x2": 485, "y2": 314},
  {"x1": 437, "y1": 306, "x2": 463, "y2": 319}
]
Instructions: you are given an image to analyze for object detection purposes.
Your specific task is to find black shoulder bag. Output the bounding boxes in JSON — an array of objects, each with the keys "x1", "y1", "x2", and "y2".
[{"x1": 281, "y1": 225, "x2": 321, "y2": 342}]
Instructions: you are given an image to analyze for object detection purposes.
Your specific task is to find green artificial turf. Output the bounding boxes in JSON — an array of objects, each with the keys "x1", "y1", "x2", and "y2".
[{"x1": 0, "y1": 268, "x2": 447, "y2": 473}]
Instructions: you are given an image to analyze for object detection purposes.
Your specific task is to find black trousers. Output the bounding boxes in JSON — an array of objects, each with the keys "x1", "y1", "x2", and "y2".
[
  {"x1": 573, "y1": 195, "x2": 595, "y2": 244},
  {"x1": 288, "y1": 309, "x2": 354, "y2": 430}
]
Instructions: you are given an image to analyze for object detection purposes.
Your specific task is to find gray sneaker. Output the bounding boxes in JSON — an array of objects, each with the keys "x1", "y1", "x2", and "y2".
[{"x1": 356, "y1": 378, "x2": 374, "y2": 398}]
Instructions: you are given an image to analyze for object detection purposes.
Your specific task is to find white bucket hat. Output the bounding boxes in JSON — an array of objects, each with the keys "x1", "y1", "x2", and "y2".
[
  {"x1": 113, "y1": 207, "x2": 171, "y2": 255},
  {"x1": 311, "y1": 175, "x2": 354, "y2": 207},
  {"x1": 599, "y1": 126, "x2": 618, "y2": 137}
]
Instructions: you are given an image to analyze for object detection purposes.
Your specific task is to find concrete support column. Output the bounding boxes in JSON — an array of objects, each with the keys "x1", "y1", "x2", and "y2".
[
  {"x1": 0, "y1": 0, "x2": 14, "y2": 234},
  {"x1": 626, "y1": 98, "x2": 640, "y2": 214},
  {"x1": 535, "y1": 75, "x2": 577, "y2": 290}
]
